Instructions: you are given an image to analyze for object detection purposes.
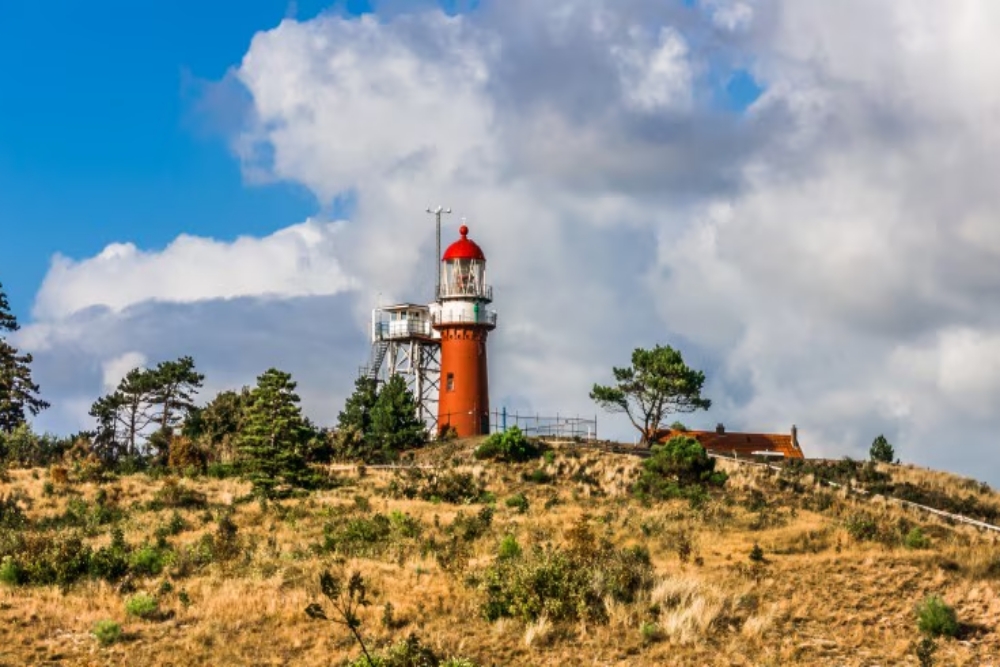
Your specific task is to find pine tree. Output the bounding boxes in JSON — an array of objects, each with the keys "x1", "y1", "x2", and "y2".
[
  {"x1": 238, "y1": 368, "x2": 313, "y2": 498},
  {"x1": 369, "y1": 375, "x2": 426, "y2": 459},
  {"x1": 0, "y1": 282, "x2": 49, "y2": 433},
  {"x1": 335, "y1": 377, "x2": 379, "y2": 460},
  {"x1": 150, "y1": 356, "x2": 204, "y2": 435}
]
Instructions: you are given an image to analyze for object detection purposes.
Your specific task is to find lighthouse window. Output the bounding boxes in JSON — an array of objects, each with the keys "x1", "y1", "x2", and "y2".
[{"x1": 446, "y1": 373, "x2": 454, "y2": 392}]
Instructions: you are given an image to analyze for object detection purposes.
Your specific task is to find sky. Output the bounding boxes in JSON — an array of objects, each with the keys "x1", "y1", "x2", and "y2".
[{"x1": 3, "y1": 1, "x2": 1000, "y2": 483}]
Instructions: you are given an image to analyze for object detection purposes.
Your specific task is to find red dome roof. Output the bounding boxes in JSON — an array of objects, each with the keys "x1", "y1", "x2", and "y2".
[{"x1": 442, "y1": 225, "x2": 485, "y2": 261}]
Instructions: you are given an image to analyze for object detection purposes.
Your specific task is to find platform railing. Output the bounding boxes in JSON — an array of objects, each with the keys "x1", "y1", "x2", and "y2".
[{"x1": 431, "y1": 311, "x2": 498, "y2": 327}]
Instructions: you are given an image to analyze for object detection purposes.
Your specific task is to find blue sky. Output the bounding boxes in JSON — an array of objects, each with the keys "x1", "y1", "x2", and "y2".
[{"x1": 0, "y1": 0, "x2": 353, "y2": 321}]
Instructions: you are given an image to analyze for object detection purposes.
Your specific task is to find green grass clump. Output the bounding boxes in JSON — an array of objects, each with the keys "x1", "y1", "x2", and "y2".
[
  {"x1": 904, "y1": 527, "x2": 931, "y2": 550},
  {"x1": 505, "y1": 493, "x2": 529, "y2": 514},
  {"x1": 125, "y1": 593, "x2": 159, "y2": 620},
  {"x1": 92, "y1": 619, "x2": 121, "y2": 646},
  {"x1": 917, "y1": 595, "x2": 959, "y2": 638}
]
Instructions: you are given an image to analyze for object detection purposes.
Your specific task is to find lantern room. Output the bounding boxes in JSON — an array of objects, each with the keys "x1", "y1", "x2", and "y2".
[{"x1": 439, "y1": 225, "x2": 492, "y2": 302}]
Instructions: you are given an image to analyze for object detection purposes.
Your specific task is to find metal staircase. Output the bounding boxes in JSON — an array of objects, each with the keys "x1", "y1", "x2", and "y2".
[{"x1": 362, "y1": 340, "x2": 390, "y2": 380}]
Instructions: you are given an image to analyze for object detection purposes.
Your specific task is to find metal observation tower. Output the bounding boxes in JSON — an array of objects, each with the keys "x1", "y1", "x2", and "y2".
[{"x1": 359, "y1": 207, "x2": 498, "y2": 435}]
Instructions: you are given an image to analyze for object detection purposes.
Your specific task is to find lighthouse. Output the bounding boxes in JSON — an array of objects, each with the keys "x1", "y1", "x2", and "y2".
[{"x1": 430, "y1": 224, "x2": 497, "y2": 437}]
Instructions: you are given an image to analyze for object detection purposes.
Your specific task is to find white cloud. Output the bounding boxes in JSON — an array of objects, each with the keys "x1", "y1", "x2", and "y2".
[
  {"x1": 612, "y1": 27, "x2": 693, "y2": 112},
  {"x1": 708, "y1": 1, "x2": 753, "y2": 32},
  {"x1": 33, "y1": 220, "x2": 356, "y2": 320},
  {"x1": 102, "y1": 352, "x2": 147, "y2": 393}
]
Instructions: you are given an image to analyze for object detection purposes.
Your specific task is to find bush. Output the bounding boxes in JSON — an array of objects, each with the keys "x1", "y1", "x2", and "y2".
[
  {"x1": 447, "y1": 507, "x2": 494, "y2": 543},
  {"x1": 479, "y1": 517, "x2": 652, "y2": 623},
  {"x1": 150, "y1": 479, "x2": 207, "y2": 510},
  {"x1": 387, "y1": 469, "x2": 490, "y2": 505},
  {"x1": 843, "y1": 511, "x2": 895, "y2": 544},
  {"x1": 917, "y1": 595, "x2": 959, "y2": 638},
  {"x1": 129, "y1": 544, "x2": 170, "y2": 577},
  {"x1": 92, "y1": 619, "x2": 121, "y2": 646},
  {"x1": 633, "y1": 437, "x2": 726, "y2": 501},
  {"x1": 904, "y1": 527, "x2": 931, "y2": 550},
  {"x1": 322, "y1": 514, "x2": 393, "y2": 557},
  {"x1": 0, "y1": 557, "x2": 21, "y2": 586},
  {"x1": 125, "y1": 593, "x2": 159, "y2": 620},
  {"x1": 474, "y1": 427, "x2": 542, "y2": 463},
  {"x1": 1, "y1": 532, "x2": 92, "y2": 588},
  {"x1": 90, "y1": 527, "x2": 130, "y2": 582},
  {"x1": 0, "y1": 492, "x2": 28, "y2": 530},
  {"x1": 749, "y1": 543, "x2": 765, "y2": 562},
  {"x1": 498, "y1": 535, "x2": 522, "y2": 561},
  {"x1": 505, "y1": 493, "x2": 529, "y2": 514}
]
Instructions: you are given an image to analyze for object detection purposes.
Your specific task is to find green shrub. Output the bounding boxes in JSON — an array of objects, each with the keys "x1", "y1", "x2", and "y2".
[
  {"x1": 387, "y1": 469, "x2": 490, "y2": 505},
  {"x1": 90, "y1": 527, "x2": 130, "y2": 582},
  {"x1": 92, "y1": 619, "x2": 121, "y2": 646},
  {"x1": 6, "y1": 532, "x2": 92, "y2": 587},
  {"x1": 0, "y1": 557, "x2": 22, "y2": 586},
  {"x1": 522, "y1": 468, "x2": 553, "y2": 485},
  {"x1": 389, "y1": 511, "x2": 422, "y2": 539},
  {"x1": 129, "y1": 544, "x2": 170, "y2": 577},
  {"x1": 473, "y1": 427, "x2": 542, "y2": 463},
  {"x1": 0, "y1": 492, "x2": 28, "y2": 530},
  {"x1": 322, "y1": 514, "x2": 392, "y2": 556},
  {"x1": 749, "y1": 543, "x2": 765, "y2": 563},
  {"x1": 448, "y1": 507, "x2": 494, "y2": 542},
  {"x1": 633, "y1": 437, "x2": 726, "y2": 501},
  {"x1": 505, "y1": 493, "x2": 529, "y2": 514},
  {"x1": 150, "y1": 479, "x2": 208, "y2": 510},
  {"x1": 212, "y1": 513, "x2": 242, "y2": 561},
  {"x1": 125, "y1": 593, "x2": 159, "y2": 620},
  {"x1": 498, "y1": 535, "x2": 521, "y2": 561},
  {"x1": 905, "y1": 527, "x2": 931, "y2": 550},
  {"x1": 844, "y1": 511, "x2": 887, "y2": 543},
  {"x1": 640, "y1": 621, "x2": 661, "y2": 643},
  {"x1": 917, "y1": 595, "x2": 959, "y2": 638},
  {"x1": 479, "y1": 517, "x2": 652, "y2": 623}
]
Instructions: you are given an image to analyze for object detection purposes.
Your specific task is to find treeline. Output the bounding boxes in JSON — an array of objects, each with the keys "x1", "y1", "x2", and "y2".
[
  {"x1": 1, "y1": 280, "x2": 429, "y2": 498},
  {"x1": 1, "y1": 362, "x2": 428, "y2": 497}
]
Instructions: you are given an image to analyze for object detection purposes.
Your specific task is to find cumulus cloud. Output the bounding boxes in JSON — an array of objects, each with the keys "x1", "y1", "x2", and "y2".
[
  {"x1": 33, "y1": 220, "x2": 355, "y2": 320},
  {"x1": 19, "y1": 0, "x2": 1000, "y2": 483}
]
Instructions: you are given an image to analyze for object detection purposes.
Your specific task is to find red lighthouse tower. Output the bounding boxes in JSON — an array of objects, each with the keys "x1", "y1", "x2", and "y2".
[{"x1": 431, "y1": 225, "x2": 497, "y2": 437}]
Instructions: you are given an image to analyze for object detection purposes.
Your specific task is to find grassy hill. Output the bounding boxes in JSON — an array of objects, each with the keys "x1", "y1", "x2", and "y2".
[{"x1": 2, "y1": 439, "x2": 999, "y2": 666}]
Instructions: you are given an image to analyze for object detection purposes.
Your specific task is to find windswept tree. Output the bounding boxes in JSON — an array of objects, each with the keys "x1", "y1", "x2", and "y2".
[
  {"x1": 590, "y1": 344, "x2": 711, "y2": 444},
  {"x1": 150, "y1": 356, "x2": 204, "y2": 435},
  {"x1": 238, "y1": 368, "x2": 314, "y2": 497},
  {"x1": 89, "y1": 356, "x2": 204, "y2": 461},
  {"x1": 0, "y1": 282, "x2": 49, "y2": 433}
]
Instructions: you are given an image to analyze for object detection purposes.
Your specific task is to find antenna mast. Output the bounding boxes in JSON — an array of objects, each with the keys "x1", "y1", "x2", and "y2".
[{"x1": 426, "y1": 205, "x2": 452, "y2": 301}]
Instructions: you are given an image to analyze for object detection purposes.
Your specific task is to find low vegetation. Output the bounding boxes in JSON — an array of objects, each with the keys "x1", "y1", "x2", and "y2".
[{"x1": 1, "y1": 436, "x2": 999, "y2": 665}]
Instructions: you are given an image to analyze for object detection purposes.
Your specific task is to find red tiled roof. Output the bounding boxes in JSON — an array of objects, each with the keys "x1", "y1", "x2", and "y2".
[{"x1": 651, "y1": 428, "x2": 804, "y2": 459}]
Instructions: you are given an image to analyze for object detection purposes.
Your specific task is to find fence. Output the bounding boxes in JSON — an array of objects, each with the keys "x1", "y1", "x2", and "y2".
[{"x1": 490, "y1": 408, "x2": 598, "y2": 441}]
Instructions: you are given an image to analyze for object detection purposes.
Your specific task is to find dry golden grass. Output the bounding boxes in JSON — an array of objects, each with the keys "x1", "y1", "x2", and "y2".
[{"x1": 2, "y1": 444, "x2": 1000, "y2": 666}]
